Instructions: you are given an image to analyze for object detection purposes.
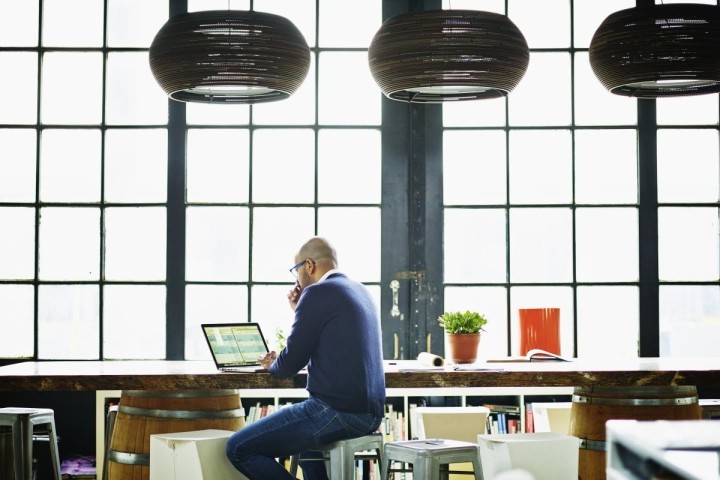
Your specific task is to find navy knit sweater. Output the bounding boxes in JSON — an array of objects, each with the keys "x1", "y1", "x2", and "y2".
[{"x1": 269, "y1": 272, "x2": 386, "y2": 417}]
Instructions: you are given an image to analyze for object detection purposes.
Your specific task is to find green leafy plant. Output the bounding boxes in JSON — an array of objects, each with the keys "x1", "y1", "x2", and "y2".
[{"x1": 438, "y1": 310, "x2": 488, "y2": 334}]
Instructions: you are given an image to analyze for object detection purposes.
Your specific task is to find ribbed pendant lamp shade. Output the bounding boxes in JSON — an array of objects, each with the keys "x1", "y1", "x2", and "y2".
[
  {"x1": 589, "y1": 4, "x2": 720, "y2": 98},
  {"x1": 149, "y1": 10, "x2": 310, "y2": 104},
  {"x1": 368, "y1": 10, "x2": 529, "y2": 103}
]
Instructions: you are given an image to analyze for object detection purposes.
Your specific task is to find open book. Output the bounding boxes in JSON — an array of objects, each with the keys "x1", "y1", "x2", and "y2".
[{"x1": 486, "y1": 349, "x2": 570, "y2": 363}]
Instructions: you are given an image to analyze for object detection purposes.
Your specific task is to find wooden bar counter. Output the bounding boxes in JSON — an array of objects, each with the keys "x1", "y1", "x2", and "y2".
[{"x1": 1, "y1": 357, "x2": 720, "y2": 392}]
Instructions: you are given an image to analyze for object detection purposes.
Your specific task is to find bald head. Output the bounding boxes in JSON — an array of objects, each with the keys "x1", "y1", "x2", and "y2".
[{"x1": 296, "y1": 237, "x2": 338, "y2": 272}]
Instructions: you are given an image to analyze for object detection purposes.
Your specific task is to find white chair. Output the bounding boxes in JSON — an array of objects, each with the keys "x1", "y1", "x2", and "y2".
[
  {"x1": 415, "y1": 406, "x2": 491, "y2": 443},
  {"x1": 529, "y1": 402, "x2": 571, "y2": 434}
]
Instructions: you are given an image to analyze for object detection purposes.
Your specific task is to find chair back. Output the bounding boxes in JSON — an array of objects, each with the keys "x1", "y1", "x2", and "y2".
[{"x1": 415, "y1": 406, "x2": 490, "y2": 443}]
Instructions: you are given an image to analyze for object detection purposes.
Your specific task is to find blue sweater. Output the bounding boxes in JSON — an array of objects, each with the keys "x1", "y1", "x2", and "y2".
[{"x1": 269, "y1": 273, "x2": 386, "y2": 417}]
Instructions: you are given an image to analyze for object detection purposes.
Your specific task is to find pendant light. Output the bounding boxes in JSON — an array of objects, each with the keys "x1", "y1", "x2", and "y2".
[
  {"x1": 368, "y1": 10, "x2": 529, "y2": 103},
  {"x1": 589, "y1": 4, "x2": 720, "y2": 98},
  {"x1": 149, "y1": 10, "x2": 310, "y2": 104}
]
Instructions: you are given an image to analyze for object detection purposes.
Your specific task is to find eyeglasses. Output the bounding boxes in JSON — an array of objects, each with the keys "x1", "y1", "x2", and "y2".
[{"x1": 289, "y1": 259, "x2": 307, "y2": 279}]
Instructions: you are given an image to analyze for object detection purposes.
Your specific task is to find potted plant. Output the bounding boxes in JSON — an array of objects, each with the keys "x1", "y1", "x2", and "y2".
[{"x1": 438, "y1": 310, "x2": 488, "y2": 364}]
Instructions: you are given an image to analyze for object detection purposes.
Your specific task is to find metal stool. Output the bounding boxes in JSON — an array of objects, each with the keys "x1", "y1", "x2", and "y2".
[
  {"x1": 0, "y1": 407, "x2": 62, "y2": 480},
  {"x1": 289, "y1": 432, "x2": 384, "y2": 480},
  {"x1": 382, "y1": 439, "x2": 483, "y2": 480}
]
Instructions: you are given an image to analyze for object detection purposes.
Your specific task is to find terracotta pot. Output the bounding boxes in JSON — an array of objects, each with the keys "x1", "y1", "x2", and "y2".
[{"x1": 446, "y1": 333, "x2": 480, "y2": 364}]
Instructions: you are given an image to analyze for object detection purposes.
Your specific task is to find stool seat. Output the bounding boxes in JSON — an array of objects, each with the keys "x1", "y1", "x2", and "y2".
[
  {"x1": 290, "y1": 432, "x2": 383, "y2": 480},
  {"x1": 382, "y1": 438, "x2": 483, "y2": 480},
  {"x1": 0, "y1": 407, "x2": 62, "y2": 480}
]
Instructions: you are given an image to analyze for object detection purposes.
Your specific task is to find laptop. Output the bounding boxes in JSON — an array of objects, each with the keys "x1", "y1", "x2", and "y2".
[{"x1": 202, "y1": 323, "x2": 270, "y2": 372}]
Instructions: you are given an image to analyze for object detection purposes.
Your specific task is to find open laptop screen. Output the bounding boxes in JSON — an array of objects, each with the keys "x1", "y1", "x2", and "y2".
[{"x1": 202, "y1": 323, "x2": 269, "y2": 368}]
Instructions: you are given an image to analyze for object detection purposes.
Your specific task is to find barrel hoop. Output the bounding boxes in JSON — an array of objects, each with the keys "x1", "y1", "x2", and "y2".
[
  {"x1": 108, "y1": 450, "x2": 150, "y2": 465},
  {"x1": 118, "y1": 405, "x2": 245, "y2": 419},
  {"x1": 578, "y1": 438, "x2": 606, "y2": 452},
  {"x1": 572, "y1": 394, "x2": 697, "y2": 406},
  {"x1": 122, "y1": 389, "x2": 239, "y2": 398}
]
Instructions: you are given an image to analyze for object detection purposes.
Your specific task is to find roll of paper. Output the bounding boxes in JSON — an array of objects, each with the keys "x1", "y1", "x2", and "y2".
[{"x1": 417, "y1": 352, "x2": 444, "y2": 367}]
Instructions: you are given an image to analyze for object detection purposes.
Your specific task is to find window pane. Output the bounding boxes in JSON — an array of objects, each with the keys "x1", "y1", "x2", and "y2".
[
  {"x1": 187, "y1": 129, "x2": 250, "y2": 203},
  {"x1": 188, "y1": 0, "x2": 249, "y2": 12},
  {"x1": 442, "y1": 0, "x2": 504, "y2": 13},
  {"x1": 43, "y1": 0, "x2": 103, "y2": 47},
  {"x1": 39, "y1": 207, "x2": 100, "y2": 280},
  {"x1": 575, "y1": 129, "x2": 638, "y2": 204},
  {"x1": 576, "y1": 207, "x2": 638, "y2": 282},
  {"x1": 253, "y1": 54, "x2": 317, "y2": 126},
  {"x1": 105, "y1": 129, "x2": 168, "y2": 203},
  {"x1": 578, "y1": 286, "x2": 638, "y2": 358},
  {"x1": 252, "y1": 129, "x2": 315, "y2": 204},
  {"x1": 443, "y1": 98, "x2": 507, "y2": 128},
  {"x1": 251, "y1": 285, "x2": 297, "y2": 351},
  {"x1": 41, "y1": 52, "x2": 103, "y2": 125},
  {"x1": 318, "y1": 129, "x2": 381, "y2": 204},
  {"x1": 660, "y1": 285, "x2": 720, "y2": 357},
  {"x1": 0, "y1": 53, "x2": 38, "y2": 124},
  {"x1": 444, "y1": 130, "x2": 507, "y2": 205},
  {"x1": 185, "y1": 285, "x2": 249, "y2": 360},
  {"x1": 444, "y1": 209, "x2": 506, "y2": 283},
  {"x1": 186, "y1": 207, "x2": 249, "y2": 282},
  {"x1": 106, "y1": 52, "x2": 168, "y2": 125},
  {"x1": 0, "y1": 129, "x2": 36, "y2": 202},
  {"x1": 187, "y1": 104, "x2": 249, "y2": 126},
  {"x1": 658, "y1": 207, "x2": 719, "y2": 281},
  {"x1": 574, "y1": 52, "x2": 637, "y2": 126},
  {"x1": 256, "y1": 0, "x2": 317, "y2": 48},
  {"x1": 40, "y1": 129, "x2": 101, "y2": 203},
  {"x1": 0, "y1": 0, "x2": 39, "y2": 46},
  {"x1": 510, "y1": 286, "x2": 574, "y2": 357},
  {"x1": 104, "y1": 207, "x2": 166, "y2": 281},
  {"x1": 657, "y1": 95, "x2": 719, "y2": 126},
  {"x1": 510, "y1": 208, "x2": 573, "y2": 283},
  {"x1": 318, "y1": 52, "x2": 380, "y2": 126},
  {"x1": 107, "y1": 0, "x2": 167, "y2": 48},
  {"x1": 319, "y1": 0, "x2": 380, "y2": 48},
  {"x1": 657, "y1": 129, "x2": 719, "y2": 203},
  {"x1": 0, "y1": 207, "x2": 35, "y2": 280},
  {"x1": 573, "y1": 0, "x2": 635, "y2": 48},
  {"x1": 509, "y1": 52, "x2": 571, "y2": 126},
  {"x1": 38, "y1": 285, "x2": 99, "y2": 359},
  {"x1": 444, "y1": 286, "x2": 508, "y2": 360},
  {"x1": 318, "y1": 207, "x2": 380, "y2": 282},
  {"x1": 509, "y1": 130, "x2": 572, "y2": 204},
  {"x1": 104, "y1": 285, "x2": 165, "y2": 359},
  {"x1": 252, "y1": 207, "x2": 315, "y2": 282},
  {"x1": 0, "y1": 285, "x2": 34, "y2": 358},
  {"x1": 509, "y1": 0, "x2": 569, "y2": 48}
]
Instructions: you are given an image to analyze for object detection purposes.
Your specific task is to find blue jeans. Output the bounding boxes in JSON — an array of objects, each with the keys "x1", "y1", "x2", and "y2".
[{"x1": 226, "y1": 396, "x2": 382, "y2": 480}]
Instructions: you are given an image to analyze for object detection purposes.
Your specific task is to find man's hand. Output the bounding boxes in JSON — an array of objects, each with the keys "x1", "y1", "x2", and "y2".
[
  {"x1": 287, "y1": 282, "x2": 302, "y2": 311},
  {"x1": 259, "y1": 351, "x2": 277, "y2": 370}
]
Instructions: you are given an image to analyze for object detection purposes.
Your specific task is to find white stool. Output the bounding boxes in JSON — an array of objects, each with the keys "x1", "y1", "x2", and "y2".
[
  {"x1": 0, "y1": 407, "x2": 62, "y2": 480},
  {"x1": 382, "y1": 439, "x2": 483, "y2": 480},
  {"x1": 289, "y1": 432, "x2": 384, "y2": 480}
]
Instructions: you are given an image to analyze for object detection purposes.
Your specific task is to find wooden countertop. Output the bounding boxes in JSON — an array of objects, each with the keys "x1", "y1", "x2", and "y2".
[{"x1": 2, "y1": 357, "x2": 720, "y2": 392}]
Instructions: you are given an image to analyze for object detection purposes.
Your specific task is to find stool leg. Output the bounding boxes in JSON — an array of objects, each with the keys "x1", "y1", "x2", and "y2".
[
  {"x1": 415, "y1": 457, "x2": 439, "y2": 480},
  {"x1": 14, "y1": 416, "x2": 31, "y2": 480},
  {"x1": 46, "y1": 418, "x2": 62, "y2": 480},
  {"x1": 328, "y1": 444, "x2": 352, "y2": 480},
  {"x1": 380, "y1": 456, "x2": 389, "y2": 480},
  {"x1": 102, "y1": 408, "x2": 117, "y2": 480},
  {"x1": 472, "y1": 457, "x2": 484, "y2": 480},
  {"x1": 288, "y1": 454, "x2": 299, "y2": 476}
]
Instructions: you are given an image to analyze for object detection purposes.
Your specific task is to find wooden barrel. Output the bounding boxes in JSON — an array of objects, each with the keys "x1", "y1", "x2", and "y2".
[
  {"x1": 107, "y1": 389, "x2": 245, "y2": 480},
  {"x1": 569, "y1": 386, "x2": 701, "y2": 480}
]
